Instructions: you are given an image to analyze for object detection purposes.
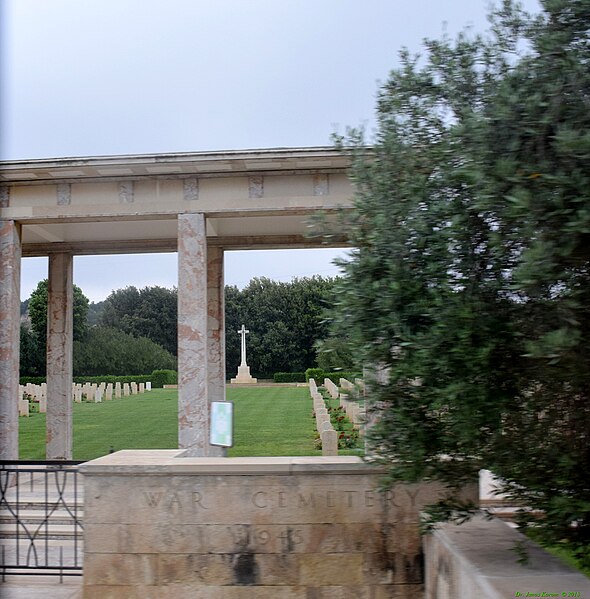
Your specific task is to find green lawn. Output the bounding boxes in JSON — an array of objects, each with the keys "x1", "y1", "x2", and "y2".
[
  {"x1": 18, "y1": 386, "x2": 331, "y2": 460},
  {"x1": 229, "y1": 386, "x2": 320, "y2": 457}
]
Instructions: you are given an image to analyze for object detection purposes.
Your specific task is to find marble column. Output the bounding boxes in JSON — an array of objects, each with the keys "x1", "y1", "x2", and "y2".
[
  {"x1": 207, "y1": 245, "x2": 226, "y2": 457},
  {"x1": 46, "y1": 253, "x2": 73, "y2": 460},
  {"x1": 0, "y1": 221, "x2": 21, "y2": 460},
  {"x1": 178, "y1": 213, "x2": 209, "y2": 455}
]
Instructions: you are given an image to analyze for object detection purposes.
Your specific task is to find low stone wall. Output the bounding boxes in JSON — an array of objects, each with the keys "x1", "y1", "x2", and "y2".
[
  {"x1": 80, "y1": 451, "x2": 477, "y2": 598},
  {"x1": 424, "y1": 515, "x2": 590, "y2": 599}
]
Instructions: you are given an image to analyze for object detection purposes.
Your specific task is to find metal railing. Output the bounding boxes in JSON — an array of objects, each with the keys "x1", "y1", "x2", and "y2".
[{"x1": 0, "y1": 460, "x2": 84, "y2": 582}]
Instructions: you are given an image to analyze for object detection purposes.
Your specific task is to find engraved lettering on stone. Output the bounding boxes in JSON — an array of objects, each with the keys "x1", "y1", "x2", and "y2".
[
  {"x1": 365, "y1": 490, "x2": 375, "y2": 508},
  {"x1": 278, "y1": 491, "x2": 287, "y2": 508},
  {"x1": 228, "y1": 525, "x2": 250, "y2": 549},
  {"x1": 118, "y1": 181, "x2": 134, "y2": 203},
  {"x1": 254, "y1": 529, "x2": 270, "y2": 545},
  {"x1": 0, "y1": 186, "x2": 10, "y2": 208},
  {"x1": 168, "y1": 493, "x2": 182, "y2": 510},
  {"x1": 143, "y1": 491, "x2": 163, "y2": 507},
  {"x1": 183, "y1": 178, "x2": 199, "y2": 201},
  {"x1": 248, "y1": 176, "x2": 264, "y2": 198},
  {"x1": 252, "y1": 491, "x2": 267, "y2": 508},
  {"x1": 56, "y1": 183, "x2": 71, "y2": 205},
  {"x1": 405, "y1": 487, "x2": 420, "y2": 506},
  {"x1": 279, "y1": 528, "x2": 303, "y2": 552},
  {"x1": 313, "y1": 173, "x2": 329, "y2": 196},
  {"x1": 192, "y1": 491, "x2": 208, "y2": 509},
  {"x1": 383, "y1": 489, "x2": 400, "y2": 507}
]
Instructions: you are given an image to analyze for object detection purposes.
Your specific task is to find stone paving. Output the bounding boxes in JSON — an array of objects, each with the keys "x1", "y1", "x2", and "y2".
[{"x1": 0, "y1": 576, "x2": 82, "y2": 598}]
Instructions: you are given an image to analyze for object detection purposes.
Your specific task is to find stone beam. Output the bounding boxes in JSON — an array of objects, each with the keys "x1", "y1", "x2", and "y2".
[
  {"x1": 178, "y1": 213, "x2": 209, "y2": 455},
  {"x1": 46, "y1": 253, "x2": 73, "y2": 460},
  {"x1": 21, "y1": 234, "x2": 348, "y2": 257},
  {"x1": 0, "y1": 221, "x2": 21, "y2": 460}
]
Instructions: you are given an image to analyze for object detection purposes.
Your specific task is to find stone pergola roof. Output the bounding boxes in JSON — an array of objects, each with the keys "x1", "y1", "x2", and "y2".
[{"x1": 0, "y1": 146, "x2": 355, "y2": 256}]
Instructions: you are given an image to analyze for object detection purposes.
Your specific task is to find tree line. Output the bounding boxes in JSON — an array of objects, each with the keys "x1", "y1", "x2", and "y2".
[{"x1": 20, "y1": 276, "x2": 344, "y2": 378}]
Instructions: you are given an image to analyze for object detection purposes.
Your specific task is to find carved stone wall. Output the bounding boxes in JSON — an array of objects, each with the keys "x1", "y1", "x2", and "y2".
[{"x1": 80, "y1": 451, "x2": 477, "y2": 598}]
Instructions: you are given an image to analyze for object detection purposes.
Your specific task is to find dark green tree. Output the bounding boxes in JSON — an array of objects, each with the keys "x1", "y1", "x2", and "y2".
[
  {"x1": 333, "y1": 0, "x2": 590, "y2": 559},
  {"x1": 225, "y1": 277, "x2": 337, "y2": 378},
  {"x1": 23, "y1": 279, "x2": 90, "y2": 376},
  {"x1": 19, "y1": 322, "x2": 45, "y2": 377},
  {"x1": 73, "y1": 327, "x2": 176, "y2": 376},
  {"x1": 28, "y1": 279, "x2": 90, "y2": 342},
  {"x1": 99, "y1": 286, "x2": 177, "y2": 355}
]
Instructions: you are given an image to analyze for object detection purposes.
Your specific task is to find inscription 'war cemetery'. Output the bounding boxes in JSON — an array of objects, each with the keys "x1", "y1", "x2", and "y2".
[
  {"x1": 81, "y1": 453, "x2": 476, "y2": 596},
  {"x1": 141, "y1": 486, "x2": 422, "y2": 513}
]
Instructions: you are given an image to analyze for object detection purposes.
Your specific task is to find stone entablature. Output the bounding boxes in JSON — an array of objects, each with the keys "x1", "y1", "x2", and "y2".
[
  {"x1": 0, "y1": 147, "x2": 354, "y2": 256},
  {"x1": 80, "y1": 451, "x2": 477, "y2": 598}
]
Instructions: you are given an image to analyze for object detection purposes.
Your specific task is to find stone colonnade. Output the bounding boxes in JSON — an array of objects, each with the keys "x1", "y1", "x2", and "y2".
[
  {"x1": 0, "y1": 221, "x2": 21, "y2": 460},
  {"x1": 0, "y1": 212, "x2": 224, "y2": 460}
]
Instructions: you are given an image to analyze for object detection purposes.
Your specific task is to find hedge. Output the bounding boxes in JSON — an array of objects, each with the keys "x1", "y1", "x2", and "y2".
[
  {"x1": 273, "y1": 372, "x2": 306, "y2": 383},
  {"x1": 324, "y1": 371, "x2": 361, "y2": 386},
  {"x1": 150, "y1": 370, "x2": 177, "y2": 388},
  {"x1": 304, "y1": 369, "x2": 361, "y2": 386},
  {"x1": 19, "y1": 376, "x2": 46, "y2": 386},
  {"x1": 19, "y1": 369, "x2": 178, "y2": 389},
  {"x1": 305, "y1": 368, "x2": 325, "y2": 382}
]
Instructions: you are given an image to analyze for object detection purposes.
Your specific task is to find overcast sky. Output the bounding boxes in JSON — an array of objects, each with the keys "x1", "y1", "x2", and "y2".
[{"x1": 1, "y1": 0, "x2": 540, "y2": 302}]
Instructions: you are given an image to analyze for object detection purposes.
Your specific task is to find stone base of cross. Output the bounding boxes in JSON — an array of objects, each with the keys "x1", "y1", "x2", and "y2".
[{"x1": 230, "y1": 365, "x2": 257, "y2": 385}]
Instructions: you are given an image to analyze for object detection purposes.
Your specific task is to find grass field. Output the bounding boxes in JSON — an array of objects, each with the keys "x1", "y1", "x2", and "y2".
[{"x1": 18, "y1": 386, "x2": 338, "y2": 460}]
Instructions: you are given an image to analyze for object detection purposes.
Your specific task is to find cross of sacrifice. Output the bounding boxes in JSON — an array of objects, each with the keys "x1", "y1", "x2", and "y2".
[{"x1": 238, "y1": 324, "x2": 250, "y2": 366}]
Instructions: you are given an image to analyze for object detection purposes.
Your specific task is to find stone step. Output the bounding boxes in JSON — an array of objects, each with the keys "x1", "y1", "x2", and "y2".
[
  {"x1": 0, "y1": 538, "x2": 83, "y2": 570},
  {"x1": 0, "y1": 522, "x2": 82, "y2": 540},
  {"x1": 0, "y1": 513, "x2": 83, "y2": 527}
]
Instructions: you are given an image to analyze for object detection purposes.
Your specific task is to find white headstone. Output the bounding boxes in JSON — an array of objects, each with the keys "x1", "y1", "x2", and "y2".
[{"x1": 321, "y1": 429, "x2": 338, "y2": 456}]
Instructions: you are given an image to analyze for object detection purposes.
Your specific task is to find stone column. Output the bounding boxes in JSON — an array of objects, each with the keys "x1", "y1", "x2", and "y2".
[
  {"x1": 0, "y1": 221, "x2": 21, "y2": 460},
  {"x1": 207, "y1": 245, "x2": 226, "y2": 457},
  {"x1": 178, "y1": 213, "x2": 209, "y2": 455},
  {"x1": 46, "y1": 253, "x2": 73, "y2": 460}
]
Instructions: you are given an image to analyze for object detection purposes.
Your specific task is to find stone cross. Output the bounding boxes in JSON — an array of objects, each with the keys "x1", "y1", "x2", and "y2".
[{"x1": 238, "y1": 324, "x2": 250, "y2": 366}]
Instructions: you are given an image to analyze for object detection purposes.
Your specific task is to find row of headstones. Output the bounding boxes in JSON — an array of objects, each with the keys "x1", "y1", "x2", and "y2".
[
  {"x1": 308, "y1": 378, "x2": 338, "y2": 456},
  {"x1": 320, "y1": 377, "x2": 366, "y2": 430},
  {"x1": 338, "y1": 378, "x2": 365, "y2": 430},
  {"x1": 18, "y1": 381, "x2": 152, "y2": 416}
]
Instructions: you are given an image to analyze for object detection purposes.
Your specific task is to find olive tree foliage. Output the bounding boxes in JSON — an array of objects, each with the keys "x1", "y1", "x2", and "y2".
[{"x1": 332, "y1": 0, "x2": 590, "y2": 556}]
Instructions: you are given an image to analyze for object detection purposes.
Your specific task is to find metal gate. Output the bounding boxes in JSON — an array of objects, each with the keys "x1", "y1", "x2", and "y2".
[{"x1": 0, "y1": 460, "x2": 84, "y2": 582}]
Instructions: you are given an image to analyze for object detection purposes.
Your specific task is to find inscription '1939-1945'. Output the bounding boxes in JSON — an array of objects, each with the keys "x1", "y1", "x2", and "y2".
[{"x1": 142, "y1": 487, "x2": 421, "y2": 511}]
